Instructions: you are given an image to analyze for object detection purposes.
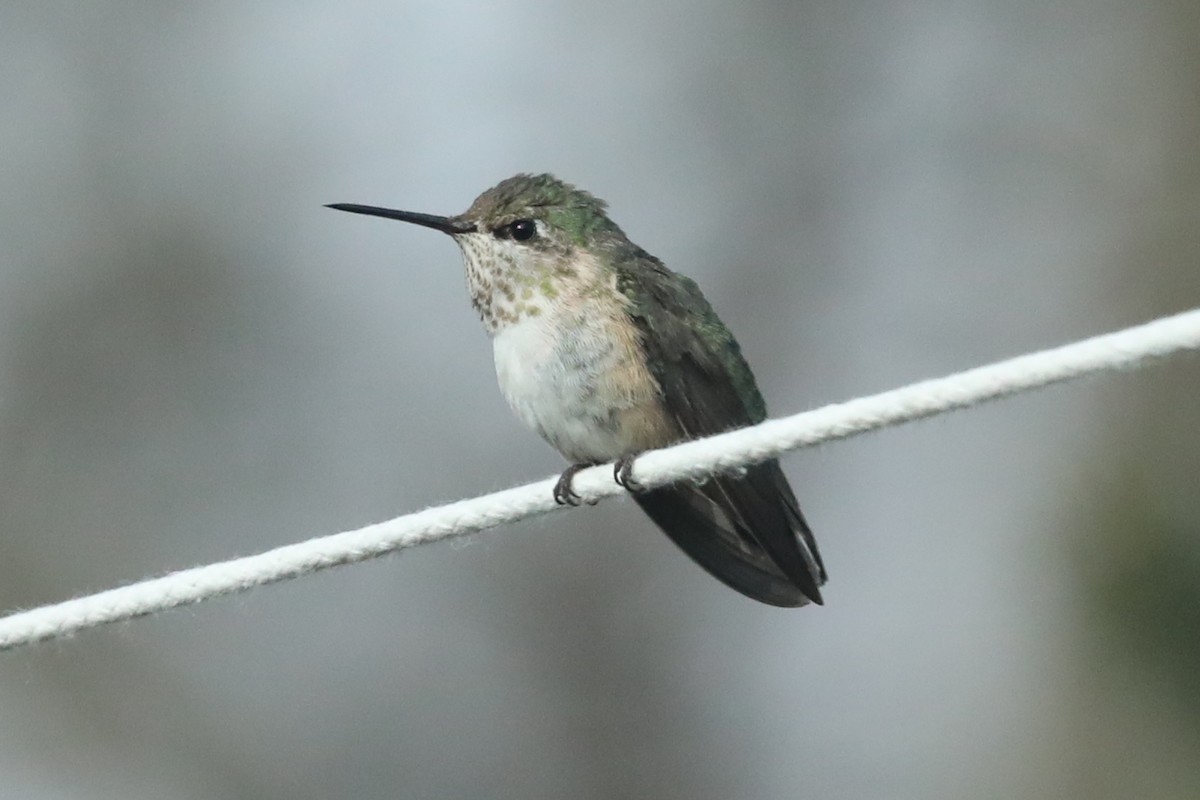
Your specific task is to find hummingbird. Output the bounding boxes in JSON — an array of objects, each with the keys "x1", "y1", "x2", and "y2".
[{"x1": 328, "y1": 174, "x2": 826, "y2": 607}]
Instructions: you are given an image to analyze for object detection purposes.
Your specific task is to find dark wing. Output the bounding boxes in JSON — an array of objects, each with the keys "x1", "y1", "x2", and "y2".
[{"x1": 615, "y1": 250, "x2": 827, "y2": 606}]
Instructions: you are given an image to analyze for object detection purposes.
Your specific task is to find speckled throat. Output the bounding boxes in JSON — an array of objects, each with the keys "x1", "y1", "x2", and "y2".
[{"x1": 453, "y1": 231, "x2": 604, "y2": 335}]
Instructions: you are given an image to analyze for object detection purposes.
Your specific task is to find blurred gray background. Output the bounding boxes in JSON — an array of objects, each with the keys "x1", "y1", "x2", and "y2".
[{"x1": 2, "y1": 2, "x2": 1198, "y2": 798}]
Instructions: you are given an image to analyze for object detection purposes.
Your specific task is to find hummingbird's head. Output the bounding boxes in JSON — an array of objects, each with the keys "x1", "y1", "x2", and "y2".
[
  {"x1": 329, "y1": 174, "x2": 626, "y2": 333},
  {"x1": 455, "y1": 172, "x2": 619, "y2": 248}
]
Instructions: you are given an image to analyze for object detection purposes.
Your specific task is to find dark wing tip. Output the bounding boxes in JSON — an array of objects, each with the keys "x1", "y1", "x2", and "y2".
[{"x1": 634, "y1": 487, "x2": 823, "y2": 608}]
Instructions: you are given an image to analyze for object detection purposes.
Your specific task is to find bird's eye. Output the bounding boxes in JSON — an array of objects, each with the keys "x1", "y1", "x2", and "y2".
[{"x1": 510, "y1": 219, "x2": 536, "y2": 241}]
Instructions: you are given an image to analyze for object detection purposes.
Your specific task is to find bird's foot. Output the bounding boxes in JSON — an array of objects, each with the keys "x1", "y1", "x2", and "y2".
[
  {"x1": 614, "y1": 454, "x2": 647, "y2": 493},
  {"x1": 553, "y1": 463, "x2": 596, "y2": 506}
]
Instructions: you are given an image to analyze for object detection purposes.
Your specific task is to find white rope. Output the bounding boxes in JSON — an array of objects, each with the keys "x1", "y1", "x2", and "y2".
[{"x1": 2, "y1": 308, "x2": 1199, "y2": 652}]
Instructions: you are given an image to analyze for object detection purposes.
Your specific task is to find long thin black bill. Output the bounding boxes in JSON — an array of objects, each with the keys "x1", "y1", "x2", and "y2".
[{"x1": 325, "y1": 203, "x2": 476, "y2": 234}]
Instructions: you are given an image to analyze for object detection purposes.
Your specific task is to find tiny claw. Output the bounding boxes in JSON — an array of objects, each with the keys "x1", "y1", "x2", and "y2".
[
  {"x1": 553, "y1": 463, "x2": 590, "y2": 507},
  {"x1": 614, "y1": 454, "x2": 646, "y2": 493}
]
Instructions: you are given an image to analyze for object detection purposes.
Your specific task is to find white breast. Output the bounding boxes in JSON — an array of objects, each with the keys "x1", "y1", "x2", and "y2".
[{"x1": 492, "y1": 308, "x2": 653, "y2": 464}]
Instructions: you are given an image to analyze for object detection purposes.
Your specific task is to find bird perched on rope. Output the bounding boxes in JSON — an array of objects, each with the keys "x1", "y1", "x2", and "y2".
[{"x1": 329, "y1": 174, "x2": 827, "y2": 606}]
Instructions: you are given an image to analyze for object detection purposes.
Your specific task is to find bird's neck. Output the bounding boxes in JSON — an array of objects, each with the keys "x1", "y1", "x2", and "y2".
[{"x1": 458, "y1": 245, "x2": 616, "y2": 336}]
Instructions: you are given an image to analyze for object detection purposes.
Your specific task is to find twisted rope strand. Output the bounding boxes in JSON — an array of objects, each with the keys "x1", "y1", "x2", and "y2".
[{"x1": 2, "y1": 307, "x2": 1198, "y2": 652}]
